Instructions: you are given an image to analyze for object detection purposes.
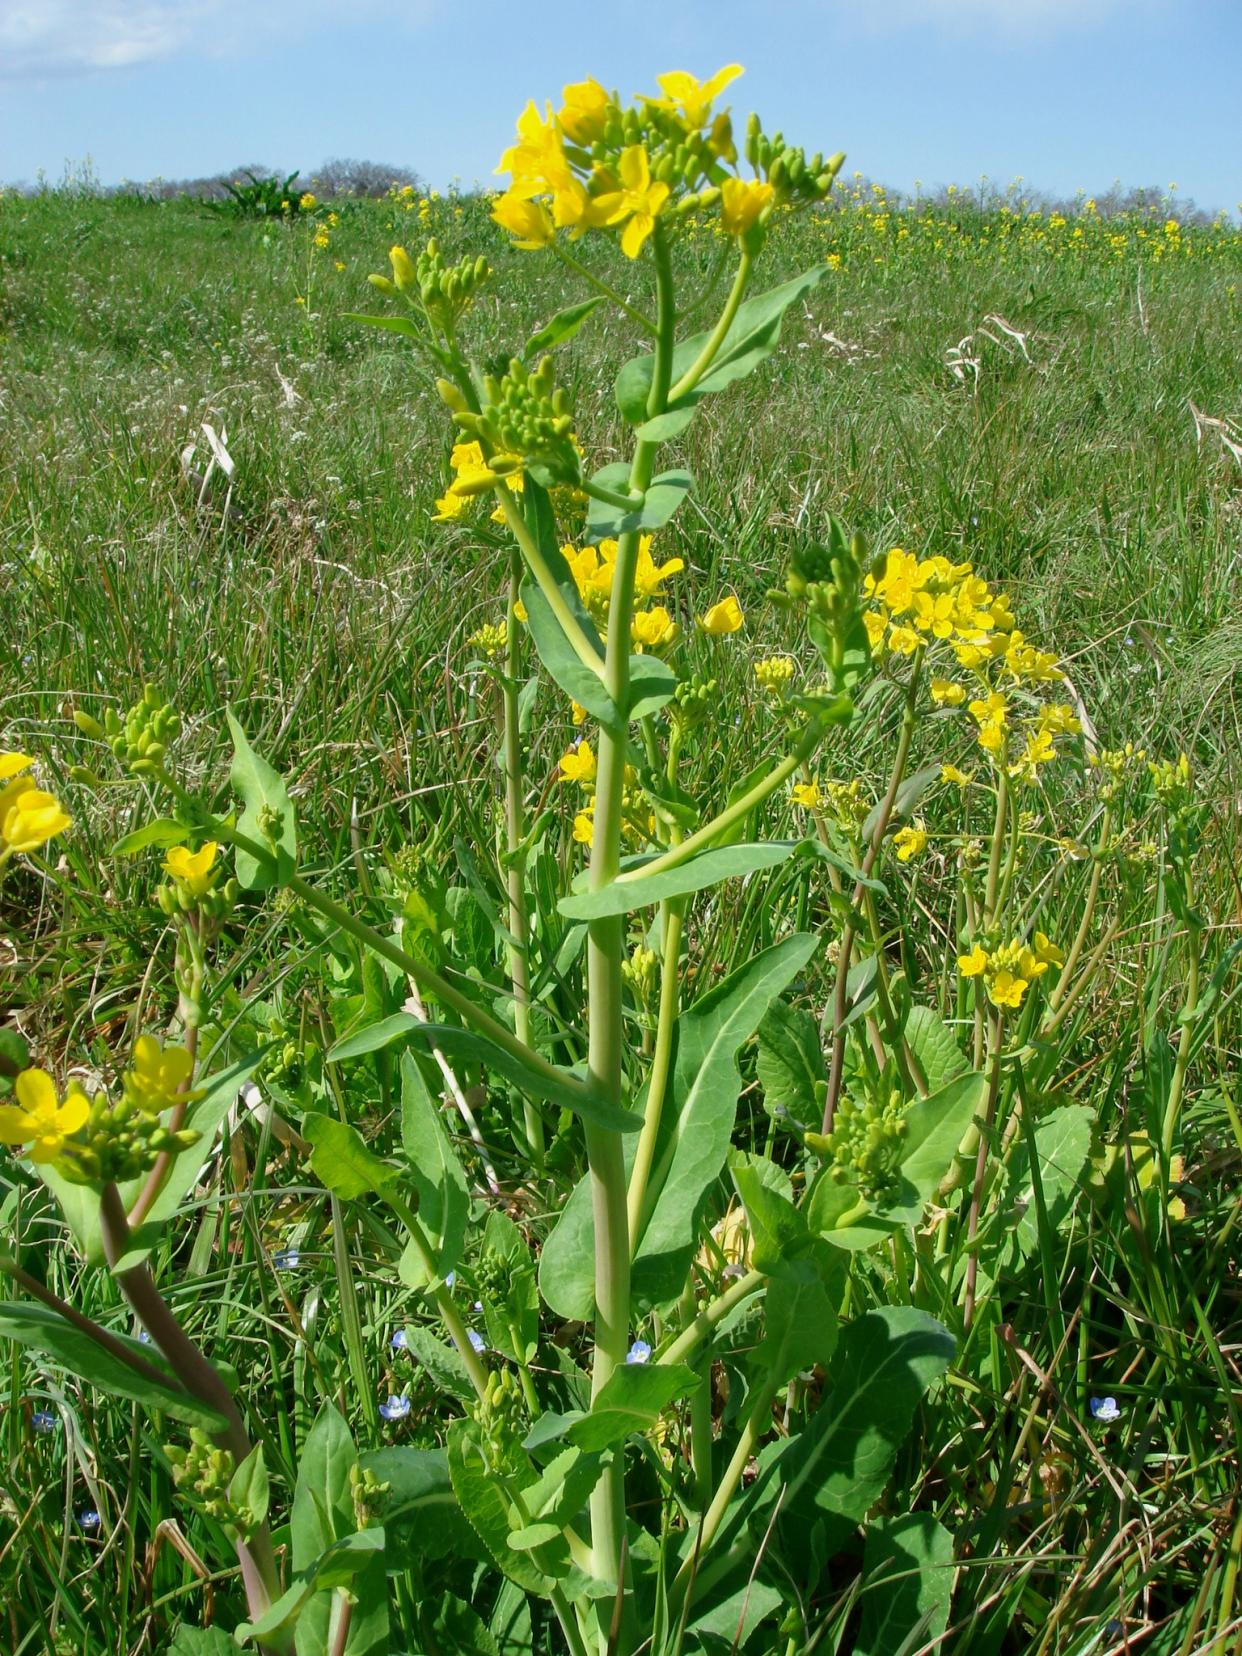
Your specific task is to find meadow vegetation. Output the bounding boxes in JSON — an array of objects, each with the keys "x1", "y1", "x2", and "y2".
[{"x1": 1, "y1": 74, "x2": 1241, "y2": 1656}]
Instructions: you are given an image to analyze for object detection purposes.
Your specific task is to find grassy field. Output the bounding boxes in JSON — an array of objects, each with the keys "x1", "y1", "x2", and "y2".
[{"x1": 2, "y1": 176, "x2": 1242, "y2": 1655}]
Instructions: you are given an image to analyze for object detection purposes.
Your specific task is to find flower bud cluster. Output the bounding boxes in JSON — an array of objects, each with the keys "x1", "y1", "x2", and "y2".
[
  {"x1": 104, "y1": 686, "x2": 181, "y2": 777},
  {"x1": 670, "y1": 674, "x2": 719, "y2": 732},
  {"x1": 351, "y1": 1462, "x2": 391, "y2": 1529},
  {"x1": 57, "y1": 1038, "x2": 202, "y2": 1185},
  {"x1": 811, "y1": 1084, "x2": 909, "y2": 1203},
  {"x1": 744, "y1": 114, "x2": 845, "y2": 204},
  {"x1": 454, "y1": 358, "x2": 580, "y2": 486},
  {"x1": 165, "y1": 1431, "x2": 246, "y2": 1531},
  {"x1": 775, "y1": 523, "x2": 869, "y2": 690},
  {"x1": 472, "y1": 1367, "x2": 526, "y2": 1465},
  {"x1": 383, "y1": 239, "x2": 491, "y2": 331},
  {"x1": 622, "y1": 944, "x2": 659, "y2": 1004}
]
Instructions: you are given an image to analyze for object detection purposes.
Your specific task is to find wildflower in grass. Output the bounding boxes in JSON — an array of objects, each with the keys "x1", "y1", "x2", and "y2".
[
  {"x1": 379, "y1": 1394, "x2": 411, "y2": 1422},
  {"x1": 557, "y1": 77, "x2": 611, "y2": 145},
  {"x1": 273, "y1": 1249, "x2": 301, "y2": 1270},
  {"x1": 1090, "y1": 1395, "x2": 1121, "y2": 1422},
  {"x1": 559, "y1": 742, "x2": 596, "y2": 786},
  {"x1": 626, "y1": 1339, "x2": 653, "y2": 1364},
  {"x1": 572, "y1": 803, "x2": 596, "y2": 846},
  {"x1": 754, "y1": 656, "x2": 795, "y2": 695},
  {"x1": 0, "y1": 753, "x2": 71, "y2": 862},
  {"x1": 631, "y1": 606, "x2": 679, "y2": 650},
  {"x1": 492, "y1": 193, "x2": 555, "y2": 249},
  {"x1": 78, "y1": 1509, "x2": 101, "y2": 1531},
  {"x1": 887, "y1": 623, "x2": 921, "y2": 656},
  {"x1": 0, "y1": 1070, "x2": 89, "y2": 1165},
  {"x1": 299, "y1": 192, "x2": 316, "y2": 211},
  {"x1": 791, "y1": 780, "x2": 821, "y2": 810},
  {"x1": 893, "y1": 822, "x2": 927, "y2": 862},
  {"x1": 941, "y1": 763, "x2": 973, "y2": 786},
  {"x1": 988, "y1": 969, "x2": 1027, "y2": 1009},
  {"x1": 570, "y1": 701, "x2": 587, "y2": 726},
  {"x1": 467, "y1": 1329, "x2": 487, "y2": 1354},
  {"x1": 649, "y1": 64, "x2": 743, "y2": 131},
  {"x1": 121, "y1": 1036, "x2": 198, "y2": 1115},
  {"x1": 390, "y1": 1329, "x2": 409, "y2": 1352},
  {"x1": 698, "y1": 596, "x2": 743, "y2": 636},
  {"x1": 313, "y1": 229, "x2": 330, "y2": 250},
  {"x1": 468, "y1": 622, "x2": 508, "y2": 661},
  {"x1": 958, "y1": 946, "x2": 988, "y2": 978},
  {"x1": 930, "y1": 678, "x2": 966, "y2": 707},
  {"x1": 589, "y1": 146, "x2": 670, "y2": 259},
  {"x1": 631, "y1": 538, "x2": 683, "y2": 598},
  {"x1": 31, "y1": 1410, "x2": 57, "y2": 1433},
  {"x1": 720, "y1": 177, "x2": 774, "y2": 236},
  {"x1": 163, "y1": 842, "x2": 219, "y2": 900}
]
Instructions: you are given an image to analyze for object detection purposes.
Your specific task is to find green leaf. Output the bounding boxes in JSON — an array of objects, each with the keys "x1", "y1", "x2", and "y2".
[
  {"x1": 447, "y1": 1421, "x2": 566, "y2": 1596},
  {"x1": 226, "y1": 710, "x2": 297, "y2": 890},
  {"x1": 228, "y1": 1443, "x2": 270, "y2": 1535},
  {"x1": 537, "y1": 1171, "x2": 596, "y2": 1322},
  {"x1": 626, "y1": 654, "x2": 678, "y2": 721},
  {"x1": 327, "y1": 1012, "x2": 418, "y2": 1062},
  {"x1": 856, "y1": 1514, "x2": 954, "y2": 1656},
  {"x1": 303, "y1": 1112, "x2": 400, "y2": 1201},
  {"x1": 765, "y1": 1308, "x2": 954, "y2": 1555},
  {"x1": 615, "y1": 266, "x2": 829, "y2": 425},
  {"x1": 903, "y1": 1005, "x2": 969, "y2": 1096},
  {"x1": 520, "y1": 575, "x2": 619, "y2": 733},
  {"x1": 399, "y1": 1053, "x2": 468, "y2": 1277},
  {"x1": 398, "y1": 1324, "x2": 476, "y2": 1402},
  {"x1": 999, "y1": 1103, "x2": 1094, "y2": 1271},
  {"x1": 428, "y1": 1596, "x2": 500, "y2": 1656},
  {"x1": 292, "y1": 1405, "x2": 357, "y2": 1570},
  {"x1": 521, "y1": 1445, "x2": 605, "y2": 1528},
  {"x1": 559, "y1": 841, "x2": 799, "y2": 922},
  {"x1": 168, "y1": 1629, "x2": 236, "y2": 1655},
  {"x1": 731, "y1": 1153, "x2": 814, "y2": 1277},
  {"x1": 584, "y1": 462, "x2": 693, "y2": 538},
  {"x1": 634, "y1": 406, "x2": 699, "y2": 443},
  {"x1": 633, "y1": 934, "x2": 819, "y2": 1306},
  {"x1": 526, "y1": 1364, "x2": 699, "y2": 1453},
  {"x1": 111, "y1": 818, "x2": 190, "y2": 856},
  {"x1": 235, "y1": 1531, "x2": 387, "y2": 1647},
  {"x1": 756, "y1": 999, "x2": 826, "y2": 1123},
  {"x1": 0, "y1": 1303, "x2": 224, "y2": 1429},
  {"x1": 524, "y1": 296, "x2": 604, "y2": 358},
  {"x1": 289, "y1": 1407, "x2": 390, "y2": 1656},
  {"x1": 751, "y1": 1262, "x2": 839, "y2": 1385}
]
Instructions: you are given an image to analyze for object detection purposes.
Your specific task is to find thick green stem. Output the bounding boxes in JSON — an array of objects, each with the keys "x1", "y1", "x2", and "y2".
[
  {"x1": 667, "y1": 252, "x2": 752, "y2": 404},
  {"x1": 502, "y1": 550, "x2": 543, "y2": 1164},
  {"x1": 657, "y1": 1269, "x2": 764, "y2": 1368},
  {"x1": 626, "y1": 898, "x2": 684, "y2": 1249},
  {"x1": 822, "y1": 660, "x2": 922, "y2": 1131},
  {"x1": 582, "y1": 227, "x2": 677, "y2": 1616}
]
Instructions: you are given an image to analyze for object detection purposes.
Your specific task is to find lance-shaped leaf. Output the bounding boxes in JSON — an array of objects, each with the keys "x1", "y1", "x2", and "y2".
[
  {"x1": 304, "y1": 1113, "x2": 400, "y2": 1201},
  {"x1": 524, "y1": 1363, "x2": 699, "y2": 1453},
  {"x1": 111, "y1": 818, "x2": 191, "y2": 856},
  {"x1": 632, "y1": 934, "x2": 819, "y2": 1306},
  {"x1": 558, "y1": 841, "x2": 799, "y2": 921},
  {"x1": 226, "y1": 710, "x2": 297, "y2": 890},
  {"x1": 757, "y1": 999, "x2": 826, "y2": 1124},
  {"x1": 523, "y1": 296, "x2": 604, "y2": 358},
  {"x1": 447, "y1": 1420, "x2": 567, "y2": 1597},
  {"x1": 615, "y1": 266, "x2": 829, "y2": 427},
  {"x1": 399, "y1": 1053, "x2": 468, "y2": 1277}
]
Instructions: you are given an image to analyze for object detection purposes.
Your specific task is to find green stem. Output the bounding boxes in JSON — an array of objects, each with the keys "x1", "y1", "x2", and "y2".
[
  {"x1": 982, "y1": 768, "x2": 1010, "y2": 929},
  {"x1": 626, "y1": 898, "x2": 685, "y2": 1249},
  {"x1": 822, "y1": 659, "x2": 922, "y2": 1132},
  {"x1": 667, "y1": 252, "x2": 752, "y2": 404},
  {"x1": 616, "y1": 720, "x2": 827, "y2": 890},
  {"x1": 657, "y1": 1269, "x2": 764, "y2": 1368},
  {"x1": 495, "y1": 487, "x2": 606, "y2": 682},
  {"x1": 502, "y1": 550, "x2": 543, "y2": 1165},
  {"x1": 1045, "y1": 808, "x2": 1111, "y2": 1016},
  {"x1": 550, "y1": 241, "x2": 659, "y2": 337},
  {"x1": 582, "y1": 226, "x2": 677, "y2": 1612},
  {"x1": 671, "y1": 1377, "x2": 774, "y2": 1608},
  {"x1": 1161, "y1": 891, "x2": 1201, "y2": 1175},
  {"x1": 383, "y1": 1192, "x2": 489, "y2": 1399},
  {"x1": 579, "y1": 476, "x2": 645, "y2": 513}
]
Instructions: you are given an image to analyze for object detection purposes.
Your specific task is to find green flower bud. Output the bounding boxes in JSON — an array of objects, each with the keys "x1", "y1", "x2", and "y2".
[{"x1": 72, "y1": 710, "x2": 105, "y2": 741}]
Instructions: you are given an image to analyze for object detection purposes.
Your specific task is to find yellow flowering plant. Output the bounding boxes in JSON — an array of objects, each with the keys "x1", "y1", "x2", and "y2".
[{"x1": 2, "y1": 67, "x2": 1222, "y2": 1656}]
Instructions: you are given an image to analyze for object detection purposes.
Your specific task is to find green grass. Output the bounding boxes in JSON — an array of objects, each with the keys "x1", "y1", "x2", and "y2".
[{"x1": 2, "y1": 184, "x2": 1241, "y2": 1654}]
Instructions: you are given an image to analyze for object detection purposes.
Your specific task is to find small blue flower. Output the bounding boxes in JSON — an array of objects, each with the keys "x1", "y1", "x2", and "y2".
[
  {"x1": 390, "y1": 1329, "x2": 409, "y2": 1352},
  {"x1": 274, "y1": 1249, "x2": 301, "y2": 1271},
  {"x1": 31, "y1": 1410, "x2": 57, "y2": 1434},
  {"x1": 445, "y1": 1271, "x2": 456, "y2": 1289},
  {"x1": 473, "y1": 1299, "x2": 483, "y2": 1313},
  {"x1": 138, "y1": 1329, "x2": 153, "y2": 1344},
  {"x1": 1090, "y1": 1395, "x2": 1122, "y2": 1422},
  {"x1": 379, "y1": 1394, "x2": 411, "y2": 1422},
  {"x1": 77, "y1": 1509, "x2": 101, "y2": 1531},
  {"x1": 626, "y1": 1339, "x2": 652, "y2": 1365},
  {"x1": 467, "y1": 1329, "x2": 487, "y2": 1354}
]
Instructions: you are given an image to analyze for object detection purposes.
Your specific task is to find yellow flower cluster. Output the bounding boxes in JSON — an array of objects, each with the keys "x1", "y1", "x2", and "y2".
[
  {"x1": 491, "y1": 66, "x2": 777, "y2": 258},
  {"x1": 865, "y1": 552, "x2": 1080, "y2": 780},
  {"x1": 958, "y1": 933, "x2": 1063, "y2": 1009},
  {"x1": 432, "y1": 439, "x2": 526, "y2": 523},
  {"x1": 164, "y1": 842, "x2": 219, "y2": 900},
  {"x1": 0, "y1": 1070, "x2": 89, "y2": 1164},
  {"x1": 754, "y1": 656, "x2": 795, "y2": 695},
  {"x1": 558, "y1": 745, "x2": 654, "y2": 851},
  {"x1": 468, "y1": 622, "x2": 508, "y2": 661},
  {"x1": 0, "y1": 751, "x2": 71, "y2": 866}
]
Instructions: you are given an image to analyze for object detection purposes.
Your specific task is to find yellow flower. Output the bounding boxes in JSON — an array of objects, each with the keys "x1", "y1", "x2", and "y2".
[
  {"x1": 958, "y1": 946, "x2": 989, "y2": 977},
  {"x1": 791, "y1": 781, "x2": 822, "y2": 810},
  {"x1": 651, "y1": 65, "x2": 743, "y2": 131},
  {"x1": 0, "y1": 1069, "x2": 89, "y2": 1165},
  {"x1": 572, "y1": 803, "x2": 596, "y2": 846},
  {"x1": 124, "y1": 1036, "x2": 197, "y2": 1114},
  {"x1": 299, "y1": 192, "x2": 316, "y2": 210},
  {"x1": 1033, "y1": 931, "x2": 1064, "y2": 970},
  {"x1": 313, "y1": 229, "x2": 330, "y2": 249},
  {"x1": 571, "y1": 701, "x2": 588, "y2": 726},
  {"x1": 1039, "y1": 703, "x2": 1081, "y2": 736},
  {"x1": 987, "y1": 969, "x2": 1028, "y2": 1010},
  {"x1": 558, "y1": 78, "x2": 611, "y2": 145},
  {"x1": 1, "y1": 766, "x2": 71, "y2": 857},
  {"x1": 498, "y1": 100, "x2": 569, "y2": 188},
  {"x1": 559, "y1": 742, "x2": 597, "y2": 786},
  {"x1": 590, "y1": 146, "x2": 670, "y2": 259},
  {"x1": 930, "y1": 679, "x2": 966, "y2": 707},
  {"x1": 873, "y1": 548, "x2": 925, "y2": 616},
  {"x1": 698, "y1": 595, "x2": 744, "y2": 636},
  {"x1": 631, "y1": 607, "x2": 679, "y2": 650},
  {"x1": 389, "y1": 245, "x2": 417, "y2": 292},
  {"x1": 941, "y1": 763, "x2": 974, "y2": 786},
  {"x1": 163, "y1": 841, "x2": 219, "y2": 899},
  {"x1": 1009, "y1": 727, "x2": 1055, "y2": 780},
  {"x1": 720, "y1": 178, "x2": 774, "y2": 236},
  {"x1": 632, "y1": 536, "x2": 683, "y2": 598},
  {"x1": 492, "y1": 192, "x2": 555, "y2": 249},
  {"x1": 863, "y1": 609, "x2": 888, "y2": 652},
  {"x1": 754, "y1": 656, "x2": 795, "y2": 694},
  {"x1": 887, "y1": 624, "x2": 922, "y2": 656},
  {"x1": 893, "y1": 822, "x2": 927, "y2": 862}
]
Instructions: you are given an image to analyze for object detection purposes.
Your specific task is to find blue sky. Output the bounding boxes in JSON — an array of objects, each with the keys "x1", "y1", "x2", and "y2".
[{"x1": 2, "y1": 0, "x2": 1239, "y2": 213}]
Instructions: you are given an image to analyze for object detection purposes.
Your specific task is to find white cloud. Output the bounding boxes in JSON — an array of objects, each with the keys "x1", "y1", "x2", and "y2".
[{"x1": 0, "y1": 0, "x2": 430, "y2": 78}]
